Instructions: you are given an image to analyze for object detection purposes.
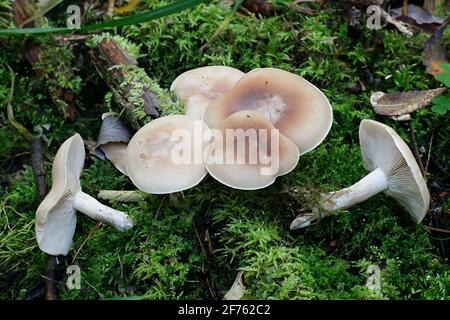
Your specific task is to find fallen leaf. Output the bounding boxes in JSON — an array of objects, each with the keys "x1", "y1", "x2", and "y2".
[
  {"x1": 370, "y1": 88, "x2": 447, "y2": 116},
  {"x1": 391, "y1": 4, "x2": 445, "y2": 33},
  {"x1": 224, "y1": 271, "x2": 245, "y2": 300},
  {"x1": 422, "y1": 19, "x2": 449, "y2": 76}
]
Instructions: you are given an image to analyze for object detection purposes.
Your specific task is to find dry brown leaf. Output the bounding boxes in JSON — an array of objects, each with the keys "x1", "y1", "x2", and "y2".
[
  {"x1": 391, "y1": 4, "x2": 445, "y2": 33},
  {"x1": 422, "y1": 19, "x2": 449, "y2": 76},
  {"x1": 370, "y1": 88, "x2": 447, "y2": 116}
]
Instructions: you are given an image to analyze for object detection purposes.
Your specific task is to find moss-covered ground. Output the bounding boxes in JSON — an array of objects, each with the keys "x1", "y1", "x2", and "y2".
[{"x1": 0, "y1": 0, "x2": 449, "y2": 299}]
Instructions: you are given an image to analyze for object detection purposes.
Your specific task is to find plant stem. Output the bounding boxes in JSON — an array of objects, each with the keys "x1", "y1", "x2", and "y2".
[{"x1": 98, "y1": 190, "x2": 144, "y2": 202}]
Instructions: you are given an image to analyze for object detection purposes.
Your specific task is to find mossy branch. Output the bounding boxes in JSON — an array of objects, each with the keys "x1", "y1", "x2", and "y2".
[{"x1": 88, "y1": 33, "x2": 185, "y2": 130}]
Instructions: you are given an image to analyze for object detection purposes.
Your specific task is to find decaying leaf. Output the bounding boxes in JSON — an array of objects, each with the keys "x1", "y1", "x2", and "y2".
[
  {"x1": 370, "y1": 88, "x2": 447, "y2": 116},
  {"x1": 422, "y1": 19, "x2": 449, "y2": 76},
  {"x1": 96, "y1": 112, "x2": 132, "y2": 175},
  {"x1": 224, "y1": 271, "x2": 245, "y2": 300},
  {"x1": 391, "y1": 4, "x2": 445, "y2": 33}
]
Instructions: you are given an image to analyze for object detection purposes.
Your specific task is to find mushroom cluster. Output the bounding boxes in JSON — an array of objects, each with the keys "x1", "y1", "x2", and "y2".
[{"x1": 116, "y1": 66, "x2": 333, "y2": 194}]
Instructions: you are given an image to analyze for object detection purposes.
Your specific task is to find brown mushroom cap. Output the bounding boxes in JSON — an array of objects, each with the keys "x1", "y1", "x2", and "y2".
[
  {"x1": 126, "y1": 115, "x2": 210, "y2": 194},
  {"x1": 170, "y1": 66, "x2": 245, "y2": 119},
  {"x1": 206, "y1": 111, "x2": 299, "y2": 190},
  {"x1": 203, "y1": 68, "x2": 333, "y2": 155},
  {"x1": 35, "y1": 134, "x2": 84, "y2": 255},
  {"x1": 359, "y1": 119, "x2": 430, "y2": 222}
]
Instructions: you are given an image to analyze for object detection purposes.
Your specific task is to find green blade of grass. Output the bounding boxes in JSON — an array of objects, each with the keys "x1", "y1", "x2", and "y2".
[{"x1": 0, "y1": 0, "x2": 206, "y2": 36}]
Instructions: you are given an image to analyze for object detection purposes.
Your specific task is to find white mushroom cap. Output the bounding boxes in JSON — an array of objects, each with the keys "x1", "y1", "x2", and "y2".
[
  {"x1": 203, "y1": 68, "x2": 333, "y2": 155},
  {"x1": 206, "y1": 111, "x2": 299, "y2": 190},
  {"x1": 35, "y1": 134, "x2": 84, "y2": 256},
  {"x1": 126, "y1": 115, "x2": 210, "y2": 194},
  {"x1": 359, "y1": 119, "x2": 430, "y2": 222},
  {"x1": 170, "y1": 66, "x2": 245, "y2": 119}
]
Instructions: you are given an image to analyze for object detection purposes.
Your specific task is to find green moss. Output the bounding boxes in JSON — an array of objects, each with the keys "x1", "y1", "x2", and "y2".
[
  {"x1": 87, "y1": 33, "x2": 143, "y2": 61},
  {"x1": 0, "y1": 0, "x2": 449, "y2": 300}
]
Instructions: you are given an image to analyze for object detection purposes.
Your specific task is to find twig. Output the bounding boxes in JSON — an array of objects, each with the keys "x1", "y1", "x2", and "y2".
[
  {"x1": 409, "y1": 119, "x2": 426, "y2": 177},
  {"x1": 44, "y1": 256, "x2": 60, "y2": 300},
  {"x1": 424, "y1": 226, "x2": 450, "y2": 234},
  {"x1": 98, "y1": 190, "x2": 143, "y2": 202},
  {"x1": 154, "y1": 196, "x2": 167, "y2": 219},
  {"x1": 402, "y1": 0, "x2": 408, "y2": 16},
  {"x1": 72, "y1": 222, "x2": 103, "y2": 263},
  {"x1": 424, "y1": 131, "x2": 434, "y2": 176},
  {"x1": 200, "y1": 0, "x2": 243, "y2": 52},
  {"x1": 5, "y1": 65, "x2": 33, "y2": 141},
  {"x1": 30, "y1": 137, "x2": 47, "y2": 202},
  {"x1": 192, "y1": 217, "x2": 217, "y2": 299}
]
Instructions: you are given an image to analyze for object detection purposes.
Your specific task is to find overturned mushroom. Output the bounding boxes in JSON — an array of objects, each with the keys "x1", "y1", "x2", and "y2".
[
  {"x1": 170, "y1": 66, "x2": 245, "y2": 119},
  {"x1": 291, "y1": 119, "x2": 430, "y2": 229},
  {"x1": 36, "y1": 134, "x2": 134, "y2": 256},
  {"x1": 126, "y1": 115, "x2": 210, "y2": 194},
  {"x1": 203, "y1": 68, "x2": 333, "y2": 155},
  {"x1": 96, "y1": 112, "x2": 132, "y2": 175},
  {"x1": 206, "y1": 111, "x2": 299, "y2": 190}
]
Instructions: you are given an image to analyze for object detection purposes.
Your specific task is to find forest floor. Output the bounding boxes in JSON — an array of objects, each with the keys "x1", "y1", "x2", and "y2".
[{"x1": 0, "y1": 0, "x2": 449, "y2": 300}]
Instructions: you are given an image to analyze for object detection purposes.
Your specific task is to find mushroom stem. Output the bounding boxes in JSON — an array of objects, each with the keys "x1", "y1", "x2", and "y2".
[
  {"x1": 291, "y1": 168, "x2": 388, "y2": 230},
  {"x1": 98, "y1": 190, "x2": 144, "y2": 202},
  {"x1": 321, "y1": 168, "x2": 388, "y2": 213},
  {"x1": 73, "y1": 192, "x2": 133, "y2": 231}
]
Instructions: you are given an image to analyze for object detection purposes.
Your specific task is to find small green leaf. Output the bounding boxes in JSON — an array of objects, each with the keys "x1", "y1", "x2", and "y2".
[
  {"x1": 432, "y1": 103, "x2": 448, "y2": 114},
  {"x1": 436, "y1": 72, "x2": 450, "y2": 87},
  {"x1": 431, "y1": 95, "x2": 450, "y2": 115},
  {"x1": 432, "y1": 95, "x2": 449, "y2": 105},
  {"x1": 440, "y1": 63, "x2": 450, "y2": 73}
]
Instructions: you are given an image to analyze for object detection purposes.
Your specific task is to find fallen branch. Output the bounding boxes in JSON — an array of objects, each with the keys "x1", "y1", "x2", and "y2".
[{"x1": 88, "y1": 35, "x2": 161, "y2": 130}]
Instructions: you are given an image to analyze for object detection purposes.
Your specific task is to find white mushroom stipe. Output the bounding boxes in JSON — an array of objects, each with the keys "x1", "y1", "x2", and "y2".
[
  {"x1": 73, "y1": 192, "x2": 133, "y2": 231},
  {"x1": 321, "y1": 168, "x2": 388, "y2": 211}
]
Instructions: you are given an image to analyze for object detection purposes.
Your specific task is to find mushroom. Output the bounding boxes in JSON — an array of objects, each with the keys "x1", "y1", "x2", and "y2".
[
  {"x1": 170, "y1": 66, "x2": 245, "y2": 119},
  {"x1": 126, "y1": 115, "x2": 210, "y2": 194},
  {"x1": 36, "y1": 134, "x2": 134, "y2": 256},
  {"x1": 291, "y1": 119, "x2": 430, "y2": 229},
  {"x1": 203, "y1": 68, "x2": 333, "y2": 155},
  {"x1": 96, "y1": 112, "x2": 132, "y2": 175},
  {"x1": 206, "y1": 111, "x2": 299, "y2": 190}
]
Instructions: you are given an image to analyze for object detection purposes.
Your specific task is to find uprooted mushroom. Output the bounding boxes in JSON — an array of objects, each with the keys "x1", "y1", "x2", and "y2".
[
  {"x1": 35, "y1": 133, "x2": 134, "y2": 256},
  {"x1": 291, "y1": 119, "x2": 430, "y2": 229}
]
